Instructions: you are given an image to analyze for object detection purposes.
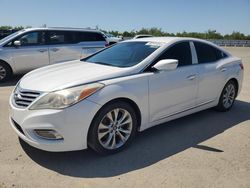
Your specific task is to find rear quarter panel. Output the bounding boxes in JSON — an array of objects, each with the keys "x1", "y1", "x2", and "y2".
[{"x1": 216, "y1": 56, "x2": 243, "y2": 98}]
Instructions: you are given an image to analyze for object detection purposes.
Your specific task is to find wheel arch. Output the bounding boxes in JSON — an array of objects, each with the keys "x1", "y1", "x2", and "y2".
[
  {"x1": 215, "y1": 77, "x2": 239, "y2": 111},
  {"x1": 217, "y1": 76, "x2": 240, "y2": 101},
  {"x1": 226, "y1": 77, "x2": 239, "y2": 97},
  {"x1": 87, "y1": 97, "x2": 142, "y2": 144}
]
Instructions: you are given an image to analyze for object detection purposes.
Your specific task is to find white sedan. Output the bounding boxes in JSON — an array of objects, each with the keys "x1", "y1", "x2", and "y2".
[
  {"x1": 9, "y1": 37, "x2": 244, "y2": 154},
  {"x1": 104, "y1": 33, "x2": 123, "y2": 45}
]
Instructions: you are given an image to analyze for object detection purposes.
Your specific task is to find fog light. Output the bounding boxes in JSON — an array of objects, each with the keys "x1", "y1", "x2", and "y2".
[{"x1": 34, "y1": 129, "x2": 63, "y2": 140}]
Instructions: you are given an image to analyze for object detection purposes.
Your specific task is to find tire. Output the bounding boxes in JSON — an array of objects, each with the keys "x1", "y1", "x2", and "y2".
[
  {"x1": 215, "y1": 80, "x2": 237, "y2": 112},
  {"x1": 88, "y1": 101, "x2": 138, "y2": 155},
  {"x1": 0, "y1": 61, "x2": 12, "y2": 82}
]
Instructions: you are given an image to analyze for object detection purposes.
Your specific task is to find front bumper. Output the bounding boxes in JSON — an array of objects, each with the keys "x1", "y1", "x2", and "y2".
[{"x1": 9, "y1": 94, "x2": 101, "y2": 152}]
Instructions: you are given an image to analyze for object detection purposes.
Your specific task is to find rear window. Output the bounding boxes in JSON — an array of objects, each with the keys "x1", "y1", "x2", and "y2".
[
  {"x1": 194, "y1": 42, "x2": 227, "y2": 64},
  {"x1": 77, "y1": 32, "x2": 105, "y2": 42}
]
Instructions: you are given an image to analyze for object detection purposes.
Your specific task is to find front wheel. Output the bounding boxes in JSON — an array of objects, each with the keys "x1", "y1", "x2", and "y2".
[
  {"x1": 88, "y1": 101, "x2": 138, "y2": 154},
  {"x1": 216, "y1": 80, "x2": 237, "y2": 111},
  {"x1": 0, "y1": 62, "x2": 12, "y2": 82}
]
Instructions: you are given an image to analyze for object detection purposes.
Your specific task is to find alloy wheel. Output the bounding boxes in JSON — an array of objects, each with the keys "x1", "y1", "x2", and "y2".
[
  {"x1": 97, "y1": 108, "x2": 133, "y2": 150},
  {"x1": 222, "y1": 83, "x2": 236, "y2": 109}
]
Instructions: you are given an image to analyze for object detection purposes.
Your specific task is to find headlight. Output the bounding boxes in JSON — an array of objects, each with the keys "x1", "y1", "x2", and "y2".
[{"x1": 29, "y1": 83, "x2": 104, "y2": 110}]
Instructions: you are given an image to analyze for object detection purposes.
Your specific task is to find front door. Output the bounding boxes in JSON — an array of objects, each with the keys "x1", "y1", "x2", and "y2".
[{"x1": 8, "y1": 31, "x2": 49, "y2": 73}]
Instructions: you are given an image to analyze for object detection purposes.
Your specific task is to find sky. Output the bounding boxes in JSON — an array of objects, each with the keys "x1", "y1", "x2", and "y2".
[{"x1": 0, "y1": 0, "x2": 250, "y2": 35}]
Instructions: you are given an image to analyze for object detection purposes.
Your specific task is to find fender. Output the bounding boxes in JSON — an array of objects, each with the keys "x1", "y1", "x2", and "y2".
[
  {"x1": 87, "y1": 73, "x2": 151, "y2": 130},
  {"x1": 0, "y1": 48, "x2": 16, "y2": 73}
]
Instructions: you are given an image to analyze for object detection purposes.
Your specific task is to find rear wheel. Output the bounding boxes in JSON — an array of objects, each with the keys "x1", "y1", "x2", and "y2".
[
  {"x1": 88, "y1": 101, "x2": 138, "y2": 154},
  {"x1": 0, "y1": 62, "x2": 12, "y2": 82},
  {"x1": 216, "y1": 80, "x2": 237, "y2": 111}
]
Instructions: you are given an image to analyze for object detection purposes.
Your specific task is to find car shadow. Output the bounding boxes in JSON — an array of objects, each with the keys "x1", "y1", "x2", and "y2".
[
  {"x1": 20, "y1": 100, "x2": 250, "y2": 178},
  {"x1": 0, "y1": 75, "x2": 23, "y2": 87}
]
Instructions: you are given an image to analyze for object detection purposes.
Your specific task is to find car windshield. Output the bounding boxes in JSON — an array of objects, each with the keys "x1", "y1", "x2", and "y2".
[
  {"x1": 0, "y1": 30, "x2": 24, "y2": 44},
  {"x1": 106, "y1": 34, "x2": 114, "y2": 37},
  {"x1": 83, "y1": 42, "x2": 161, "y2": 67}
]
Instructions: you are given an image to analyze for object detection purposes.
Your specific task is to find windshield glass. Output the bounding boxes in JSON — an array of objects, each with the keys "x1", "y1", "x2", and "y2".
[
  {"x1": 84, "y1": 42, "x2": 161, "y2": 67},
  {"x1": 0, "y1": 30, "x2": 24, "y2": 44},
  {"x1": 106, "y1": 34, "x2": 113, "y2": 37}
]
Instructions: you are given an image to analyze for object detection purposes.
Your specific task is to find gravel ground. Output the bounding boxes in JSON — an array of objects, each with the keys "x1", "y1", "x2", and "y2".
[{"x1": 0, "y1": 47, "x2": 249, "y2": 188}]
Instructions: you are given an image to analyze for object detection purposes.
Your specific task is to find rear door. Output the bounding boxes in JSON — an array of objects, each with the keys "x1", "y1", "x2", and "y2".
[
  {"x1": 48, "y1": 30, "x2": 81, "y2": 64},
  {"x1": 77, "y1": 31, "x2": 107, "y2": 58},
  {"x1": 193, "y1": 41, "x2": 228, "y2": 104}
]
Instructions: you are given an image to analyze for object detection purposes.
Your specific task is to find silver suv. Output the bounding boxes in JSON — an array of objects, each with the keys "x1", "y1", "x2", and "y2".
[{"x1": 0, "y1": 27, "x2": 108, "y2": 82}]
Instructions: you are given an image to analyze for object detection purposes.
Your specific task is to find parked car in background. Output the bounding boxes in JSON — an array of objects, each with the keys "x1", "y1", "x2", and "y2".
[
  {"x1": 9, "y1": 37, "x2": 243, "y2": 154},
  {"x1": 0, "y1": 27, "x2": 108, "y2": 82},
  {"x1": 133, "y1": 34, "x2": 153, "y2": 39},
  {"x1": 104, "y1": 33, "x2": 123, "y2": 45}
]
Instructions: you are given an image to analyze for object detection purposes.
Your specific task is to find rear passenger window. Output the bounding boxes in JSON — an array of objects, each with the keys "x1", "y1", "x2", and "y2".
[
  {"x1": 155, "y1": 42, "x2": 192, "y2": 67},
  {"x1": 77, "y1": 32, "x2": 105, "y2": 42},
  {"x1": 194, "y1": 42, "x2": 227, "y2": 64},
  {"x1": 48, "y1": 31, "x2": 75, "y2": 44},
  {"x1": 214, "y1": 48, "x2": 228, "y2": 59}
]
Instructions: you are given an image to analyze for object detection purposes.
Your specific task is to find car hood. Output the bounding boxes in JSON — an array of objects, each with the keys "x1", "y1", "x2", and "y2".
[{"x1": 19, "y1": 60, "x2": 131, "y2": 92}]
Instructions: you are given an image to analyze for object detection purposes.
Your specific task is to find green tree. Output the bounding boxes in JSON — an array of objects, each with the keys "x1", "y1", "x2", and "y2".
[
  {"x1": 230, "y1": 32, "x2": 246, "y2": 40},
  {"x1": 0, "y1": 26, "x2": 12, "y2": 30},
  {"x1": 0, "y1": 25, "x2": 25, "y2": 30}
]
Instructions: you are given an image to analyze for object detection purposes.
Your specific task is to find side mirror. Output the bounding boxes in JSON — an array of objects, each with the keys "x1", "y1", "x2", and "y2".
[
  {"x1": 152, "y1": 59, "x2": 178, "y2": 71},
  {"x1": 13, "y1": 40, "x2": 21, "y2": 47}
]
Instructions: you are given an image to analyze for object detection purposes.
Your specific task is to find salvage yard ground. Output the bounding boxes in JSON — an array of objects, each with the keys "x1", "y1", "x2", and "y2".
[{"x1": 0, "y1": 47, "x2": 249, "y2": 188}]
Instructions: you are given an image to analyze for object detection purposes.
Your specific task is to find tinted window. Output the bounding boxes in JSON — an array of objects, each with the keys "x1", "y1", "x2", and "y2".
[
  {"x1": 155, "y1": 42, "x2": 192, "y2": 67},
  {"x1": 48, "y1": 31, "x2": 75, "y2": 44},
  {"x1": 194, "y1": 42, "x2": 227, "y2": 64},
  {"x1": 84, "y1": 42, "x2": 160, "y2": 67},
  {"x1": 9, "y1": 31, "x2": 45, "y2": 46},
  {"x1": 77, "y1": 32, "x2": 105, "y2": 42},
  {"x1": 214, "y1": 47, "x2": 227, "y2": 59}
]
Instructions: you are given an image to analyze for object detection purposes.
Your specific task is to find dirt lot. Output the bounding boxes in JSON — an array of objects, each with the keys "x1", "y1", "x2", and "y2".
[{"x1": 0, "y1": 47, "x2": 249, "y2": 188}]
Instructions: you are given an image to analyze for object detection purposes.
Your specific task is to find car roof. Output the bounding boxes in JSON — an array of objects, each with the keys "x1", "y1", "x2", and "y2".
[
  {"x1": 22, "y1": 27, "x2": 102, "y2": 33},
  {"x1": 129, "y1": 36, "x2": 210, "y2": 43},
  {"x1": 128, "y1": 36, "x2": 224, "y2": 48},
  {"x1": 128, "y1": 37, "x2": 231, "y2": 56}
]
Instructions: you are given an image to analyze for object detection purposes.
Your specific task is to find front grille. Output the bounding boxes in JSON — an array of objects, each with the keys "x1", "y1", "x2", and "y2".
[
  {"x1": 13, "y1": 87, "x2": 41, "y2": 108},
  {"x1": 11, "y1": 118, "x2": 25, "y2": 135}
]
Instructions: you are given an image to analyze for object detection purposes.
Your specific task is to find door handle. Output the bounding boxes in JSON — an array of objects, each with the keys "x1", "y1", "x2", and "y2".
[
  {"x1": 220, "y1": 67, "x2": 227, "y2": 72},
  {"x1": 186, "y1": 75, "x2": 196, "y2": 80},
  {"x1": 50, "y1": 48, "x2": 59, "y2": 52},
  {"x1": 38, "y1": 49, "x2": 47, "y2": 53}
]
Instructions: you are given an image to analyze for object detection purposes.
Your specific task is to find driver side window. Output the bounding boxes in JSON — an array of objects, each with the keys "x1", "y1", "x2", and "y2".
[
  {"x1": 7, "y1": 31, "x2": 45, "y2": 46},
  {"x1": 155, "y1": 42, "x2": 192, "y2": 67},
  {"x1": 19, "y1": 32, "x2": 39, "y2": 45}
]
